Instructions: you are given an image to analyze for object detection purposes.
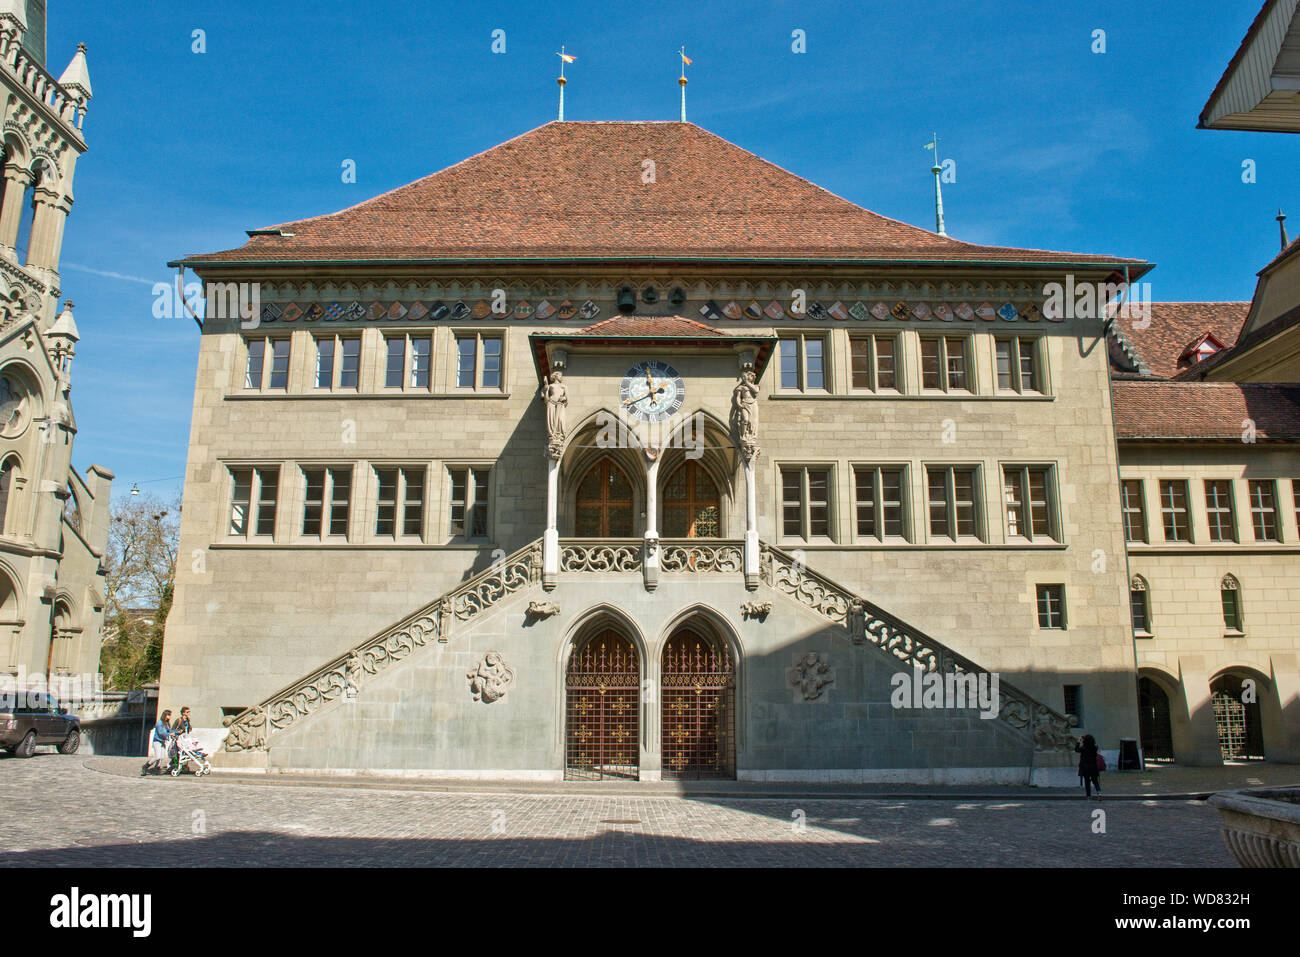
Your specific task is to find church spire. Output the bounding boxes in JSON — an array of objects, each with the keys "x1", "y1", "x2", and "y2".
[
  {"x1": 679, "y1": 47, "x2": 691, "y2": 122},
  {"x1": 1278, "y1": 209, "x2": 1289, "y2": 250}
]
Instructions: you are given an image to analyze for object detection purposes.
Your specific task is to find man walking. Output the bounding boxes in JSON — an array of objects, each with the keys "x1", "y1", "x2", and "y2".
[{"x1": 142, "y1": 709, "x2": 172, "y2": 775}]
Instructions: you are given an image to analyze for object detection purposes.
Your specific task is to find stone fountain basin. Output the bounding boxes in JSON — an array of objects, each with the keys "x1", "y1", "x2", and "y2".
[{"x1": 1207, "y1": 787, "x2": 1300, "y2": 867}]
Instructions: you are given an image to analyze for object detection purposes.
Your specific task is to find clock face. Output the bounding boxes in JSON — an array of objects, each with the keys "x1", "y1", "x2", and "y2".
[{"x1": 619, "y1": 360, "x2": 685, "y2": 423}]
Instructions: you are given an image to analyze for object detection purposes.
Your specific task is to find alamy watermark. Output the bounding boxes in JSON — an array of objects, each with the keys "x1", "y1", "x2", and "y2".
[{"x1": 890, "y1": 668, "x2": 1000, "y2": 720}]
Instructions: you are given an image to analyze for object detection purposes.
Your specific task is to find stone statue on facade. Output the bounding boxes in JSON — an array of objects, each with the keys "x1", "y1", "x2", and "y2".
[
  {"x1": 343, "y1": 650, "x2": 363, "y2": 699},
  {"x1": 467, "y1": 651, "x2": 516, "y2": 703},
  {"x1": 787, "y1": 652, "x2": 835, "y2": 702},
  {"x1": 541, "y1": 371, "x2": 568, "y2": 459},
  {"x1": 223, "y1": 704, "x2": 268, "y2": 752},
  {"x1": 730, "y1": 370, "x2": 760, "y2": 462}
]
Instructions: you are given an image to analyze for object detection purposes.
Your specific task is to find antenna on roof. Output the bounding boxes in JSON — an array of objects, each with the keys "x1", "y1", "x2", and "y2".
[
  {"x1": 924, "y1": 134, "x2": 947, "y2": 237},
  {"x1": 1278, "y1": 209, "x2": 1289, "y2": 250},
  {"x1": 679, "y1": 46, "x2": 692, "y2": 122},
  {"x1": 556, "y1": 46, "x2": 576, "y2": 122}
]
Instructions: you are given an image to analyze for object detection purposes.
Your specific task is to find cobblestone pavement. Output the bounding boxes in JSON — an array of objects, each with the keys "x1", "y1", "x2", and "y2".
[{"x1": 0, "y1": 754, "x2": 1238, "y2": 867}]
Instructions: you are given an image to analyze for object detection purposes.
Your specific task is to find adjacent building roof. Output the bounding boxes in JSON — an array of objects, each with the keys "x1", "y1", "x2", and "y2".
[
  {"x1": 1112, "y1": 380, "x2": 1300, "y2": 440},
  {"x1": 1200, "y1": 0, "x2": 1300, "y2": 132},
  {"x1": 175, "y1": 122, "x2": 1148, "y2": 270},
  {"x1": 1116, "y1": 302, "x2": 1250, "y2": 378}
]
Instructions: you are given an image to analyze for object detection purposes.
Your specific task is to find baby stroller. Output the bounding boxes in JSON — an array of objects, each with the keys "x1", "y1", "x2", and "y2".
[{"x1": 168, "y1": 731, "x2": 212, "y2": 777}]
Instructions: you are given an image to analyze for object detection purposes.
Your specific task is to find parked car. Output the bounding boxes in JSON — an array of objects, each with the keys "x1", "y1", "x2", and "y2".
[{"x1": 1, "y1": 693, "x2": 80, "y2": 757}]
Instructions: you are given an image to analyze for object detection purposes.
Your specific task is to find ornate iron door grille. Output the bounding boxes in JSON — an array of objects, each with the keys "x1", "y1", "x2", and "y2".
[
  {"x1": 1212, "y1": 678, "x2": 1264, "y2": 761},
  {"x1": 1137, "y1": 677, "x2": 1174, "y2": 763},
  {"x1": 565, "y1": 631, "x2": 640, "y2": 781},
  {"x1": 661, "y1": 631, "x2": 735, "y2": 780}
]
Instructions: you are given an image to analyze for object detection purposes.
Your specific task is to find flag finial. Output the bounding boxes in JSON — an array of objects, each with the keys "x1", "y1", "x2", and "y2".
[
  {"x1": 556, "y1": 46, "x2": 576, "y2": 121},
  {"x1": 924, "y1": 133, "x2": 946, "y2": 237},
  {"x1": 679, "y1": 46, "x2": 692, "y2": 122}
]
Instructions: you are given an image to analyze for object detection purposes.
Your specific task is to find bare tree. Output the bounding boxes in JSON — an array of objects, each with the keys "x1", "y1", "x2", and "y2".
[{"x1": 99, "y1": 492, "x2": 181, "y2": 689}]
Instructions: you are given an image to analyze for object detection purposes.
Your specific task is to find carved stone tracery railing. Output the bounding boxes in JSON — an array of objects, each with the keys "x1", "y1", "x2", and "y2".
[
  {"x1": 222, "y1": 539, "x2": 543, "y2": 752},
  {"x1": 558, "y1": 539, "x2": 643, "y2": 573},
  {"x1": 760, "y1": 543, "x2": 1075, "y2": 752},
  {"x1": 659, "y1": 540, "x2": 744, "y2": 573}
]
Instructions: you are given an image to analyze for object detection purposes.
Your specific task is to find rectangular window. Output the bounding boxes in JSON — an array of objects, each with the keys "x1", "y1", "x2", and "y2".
[
  {"x1": 1222, "y1": 586, "x2": 1242, "y2": 632},
  {"x1": 229, "y1": 466, "x2": 279, "y2": 539},
  {"x1": 1131, "y1": 589, "x2": 1149, "y2": 634},
  {"x1": 411, "y1": 337, "x2": 432, "y2": 389},
  {"x1": 995, "y1": 337, "x2": 1041, "y2": 393},
  {"x1": 780, "y1": 466, "x2": 832, "y2": 541},
  {"x1": 401, "y1": 467, "x2": 425, "y2": 537},
  {"x1": 339, "y1": 338, "x2": 361, "y2": 389},
  {"x1": 1121, "y1": 479, "x2": 1147, "y2": 543},
  {"x1": 1159, "y1": 480, "x2": 1191, "y2": 542},
  {"x1": 385, "y1": 337, "x2": 405, "y2": 389},
  {"x1": 1037, "y1": 584, "x2": 1066, "y2": 629},
  {"x1": 920, "y1": 337, "x2": 970, "y2": 392},
  {"x1": 854, "y1": 466, "x2": 906, "y2": 540},
  {"x1": 1063, "y1": 685, "x2": 1082, "y2": 725},
  {"x1": 245, "y1": 339, "x2": 265, "y2": 389},
  {"x1": 777, "y1": 336, "x2": 826, "y2": 392},
  {"x1": 455, "y1": 335, "x2": 504, "y2": 391},
  {"x1": 927, "y1": 465, "x2": 980, "y2": 541},
  {"x1": 1248, "y1": 480, "x2": 1280, "y2": 541},
  {"x1": 302, "y1": 467, "x2": 352, "y2": 539},
  {"x1": 849, "y1": 336, "x2": 898, "y2": 391},
  {"x1": 314, "y1": 338, "x2": 334, "y2": 389},
  {"x1": 375, "y1": 468, "x2": 398, "y2": 537},
  {"x1": 1003, "y1": 466, "x2": 1055, "y2": 541},
  {"x1": 268, "y1": 340, "x2": 290, "y2": 390},
  {"x1": 448, "y1": 467, "x2": 491, "y2": 538},
  {"x1": 1204, "y1": 480, "x2": 1236, "y2": 543}
]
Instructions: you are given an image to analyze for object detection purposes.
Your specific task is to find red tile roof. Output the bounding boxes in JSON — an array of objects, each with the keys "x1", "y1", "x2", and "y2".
[
  {"x1": 176, "y1": 122, "x2": 1147, "y2": 268},
  {"x1": 1119, "y1": 302, "x2": 1250, "y2": 378},
  {"x1": 1112, "y1": 380, "x2": 1300, "y2": 440}
]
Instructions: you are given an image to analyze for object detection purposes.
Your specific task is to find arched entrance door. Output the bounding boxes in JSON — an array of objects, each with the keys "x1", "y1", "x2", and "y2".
[
  {"x1": 565, "y1": 630, "x2": 640, "y2": 780},
  {"x1": 662, "y1": 461, "x2": 720, "y2": 538},
  {"x1": 661, "y1": 629, "x2": 735, "y2": 779},
  {"x1": 575, "y1": 458, "x2": 634, "y2": 537},
  {"x1": 1211, "y1": 674, "x2": 1264, "y2": 761},
  {"x1": 1137, "y1": 676, "x2": 1174, "y2": 763}
]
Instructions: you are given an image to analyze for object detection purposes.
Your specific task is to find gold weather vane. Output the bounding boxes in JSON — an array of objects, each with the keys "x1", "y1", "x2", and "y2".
[
  {"x1": 556, "y1": 46, "x2": 576, "y2": 121},
  {"x1": 679, "y1": 46, "x2": 692, "y2": 122}
]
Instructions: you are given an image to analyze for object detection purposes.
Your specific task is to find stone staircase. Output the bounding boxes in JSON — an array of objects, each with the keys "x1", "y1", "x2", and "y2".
[{"x1": 217, "y1": 537, "x2": 1074, "y2": 758}]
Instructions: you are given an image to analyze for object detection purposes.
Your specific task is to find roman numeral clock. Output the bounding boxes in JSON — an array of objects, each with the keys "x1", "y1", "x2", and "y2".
[{"x1": 620, "y1": 360, "x2": 685, "y2": 423}]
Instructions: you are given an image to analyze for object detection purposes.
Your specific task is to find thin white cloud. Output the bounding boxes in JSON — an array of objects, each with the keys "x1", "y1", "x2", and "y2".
[{"x1": 62, "y1": 263, "x2": 160, "y2": 286}]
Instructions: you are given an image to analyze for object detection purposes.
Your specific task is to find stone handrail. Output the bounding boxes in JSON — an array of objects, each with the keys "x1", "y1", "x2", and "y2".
[
  {"x1": 559, "y1": 539, "x2": 643, "y2": 573},
  {"x1": 659, "y1": 539, "x2": 744, "y2": 573},
  {"x1": 222, "y1": 539, "x2": 543, "y2": 752},
  {"x1": 0, "y1": 26, "x2": 87, "y2": 134},
  {"x1": 760, "y1": 542, "x2": 1075, "y2": 751}
]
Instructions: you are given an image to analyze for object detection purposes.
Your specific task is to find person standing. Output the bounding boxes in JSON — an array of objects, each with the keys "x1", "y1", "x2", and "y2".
[
  {"x1": 172, "y1": 707, "x2": 192, "y2": 734},
  {"x1": 142, "y1": 709, "x2": 172, "y2": 776},
  {"x1": 1075, "y1": 733, "x2": 1102, "y2": 800}
]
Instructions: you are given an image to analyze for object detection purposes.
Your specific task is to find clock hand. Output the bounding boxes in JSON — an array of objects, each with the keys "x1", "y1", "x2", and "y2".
[{"x1": 623, "y1": 386, "x2": 665, "y2": 406}]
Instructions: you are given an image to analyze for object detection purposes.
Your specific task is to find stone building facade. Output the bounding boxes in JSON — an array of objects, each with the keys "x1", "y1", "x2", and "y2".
[
  {"x1": 0, "y1": 3, "x2": 112, "y2": 689},
  {"x1": 163, "y1": 121, "x2": 1153, "y2": 782}
]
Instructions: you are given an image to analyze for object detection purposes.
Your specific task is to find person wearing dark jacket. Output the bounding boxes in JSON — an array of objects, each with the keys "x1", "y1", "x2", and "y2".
[{"x1": 1075, "y1": 734, "x2": 1102, "y2": 799}]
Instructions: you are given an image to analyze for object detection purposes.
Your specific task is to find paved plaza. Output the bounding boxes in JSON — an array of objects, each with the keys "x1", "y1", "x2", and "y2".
[{"x1": 0, "y1": 753, "x2": 1276, "y2": 867}]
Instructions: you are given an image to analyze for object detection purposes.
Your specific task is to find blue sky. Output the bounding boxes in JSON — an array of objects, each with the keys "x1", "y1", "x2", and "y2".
[{"x1": 49, "y1": 0, "x2": 1295, "y2": 502}]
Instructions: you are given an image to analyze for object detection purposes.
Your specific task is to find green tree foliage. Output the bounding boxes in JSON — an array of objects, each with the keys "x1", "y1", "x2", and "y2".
[{"x1": 99, "y1": 493, "x2": 179, "y2": 690}]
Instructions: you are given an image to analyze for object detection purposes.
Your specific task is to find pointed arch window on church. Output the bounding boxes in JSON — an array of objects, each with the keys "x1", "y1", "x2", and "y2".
[
  {"x1": 663, "y1": 461, "x2": 719, "y2": 538},
  {"x1": 575, "y1": 459, "x2": 633, "y2": 537}
]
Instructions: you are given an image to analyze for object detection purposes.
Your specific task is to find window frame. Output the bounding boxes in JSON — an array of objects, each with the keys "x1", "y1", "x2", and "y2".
[
  {"x1": 1203, "y1": 479, "x2": 1237, "y2": 543},
  {"x1": 243, "y1": 336, "x2": 291, "y2": 392},
  {"x1": 1158, "y1": 479, "x2": 1193, "y2": 543},
  {"x1": 925, "y1": 464, "x2": 983, "y2": 543},
  {"x1": 848, "y1": 334, "x2": 899, "y2": 393},
  {"x1": 382, "y1": 333, "x2": 434, "y2": 391},
  {"x1": 775, "y1": 334, "x2": 828, "y2": 393},
  {"x1": 1001, "y1": 464, "x2": 1058, "y2": 543},
  {"x1": 312, "y1": 334, "x2": 362, "y2": 391},
  {"x1": 1247, "y1": 479, "x2": 1281, "y2": 542},
  {"x1": 852, "y1": 464, "x2": 909, "y2": 542},
  {"x1": 1120, "y1": 479, "x2": 1148, "y2": 544},
  {"x1": 300, "y1": 465, "x2": 354, "y2": 541},
  {"x1": 453, "y1": 333, "x2": 505, "y2": 392},
  {"x1": 227, "y1": 464, "x2": 280, "y2": 541},
  {"x1": 994, "y1": 336, "x2": 1043, "y2": 395},
  {"x1": 371, "y1": 465, "x2": 428, "y2": 541},
  {"x1": 919, "y1": 335, "x2": 971, "y2": 394},
  {"x1": 1036, "y1": 583, "x2": 1067, "y2": 630},
  {"x1": 1220, "y1": 575, "x2": 1244, "y2": 635},
  {"x1": 446, "y1": 464, "x2": 492, "y2": 541},
  {"x1": 778, "y1": 464, "x2": 835, "y2": 543},
  {"x1": 1130, "y1": 577, "x2": 1152, "y2": 637}
]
